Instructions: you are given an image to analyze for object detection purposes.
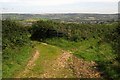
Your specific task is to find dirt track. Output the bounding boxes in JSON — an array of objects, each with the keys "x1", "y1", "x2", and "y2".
[{"x1": 16, "y1": 46, "x2": 102, "y2": 78}]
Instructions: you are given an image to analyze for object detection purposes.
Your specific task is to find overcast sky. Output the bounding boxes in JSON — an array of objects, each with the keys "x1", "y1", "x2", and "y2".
[{"x1": 0, "y1": 0, "x2": 119, "y2": 14}]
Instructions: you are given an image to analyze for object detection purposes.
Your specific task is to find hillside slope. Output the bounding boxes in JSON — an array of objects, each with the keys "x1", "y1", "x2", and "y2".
[{"x1": 15, "y1": 42, "x2": 101, "y2": 78}]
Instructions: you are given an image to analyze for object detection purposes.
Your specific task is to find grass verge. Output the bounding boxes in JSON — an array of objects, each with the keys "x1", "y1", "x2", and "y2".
[{"x1": 2, "y1": 45, "x2": 34, "y2": 78}]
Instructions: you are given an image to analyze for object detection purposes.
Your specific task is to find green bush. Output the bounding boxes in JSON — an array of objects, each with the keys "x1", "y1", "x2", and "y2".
[{"x1": 2, "y1": 20, "x2": 30, "y2": 59}]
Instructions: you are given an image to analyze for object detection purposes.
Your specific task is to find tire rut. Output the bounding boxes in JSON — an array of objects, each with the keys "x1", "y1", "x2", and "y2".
[{"x1": 16, "y1": 50, "x2": 40, "y2": 78}]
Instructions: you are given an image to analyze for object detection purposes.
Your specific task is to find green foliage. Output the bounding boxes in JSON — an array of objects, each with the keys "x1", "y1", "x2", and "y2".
[
  {"x1": 2, "y1": 20, "x2": 32, "y2": 77},
  {"x1": 2, "y1": 20, "x2": 29, "y2": 49},
  {"x1": 31, "y1": 20, "x2": 118, "y2": 42},
  {"x1": 2, "y1": 20, "x2": 30, "y2": 58},
  {"x1": 30, "y1": 20, "x2": 66, "y2": 41}
]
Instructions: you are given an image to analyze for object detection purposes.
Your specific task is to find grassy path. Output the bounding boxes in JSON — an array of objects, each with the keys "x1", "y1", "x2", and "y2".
[
  {"x1": 16, "y1": 50, "x2": 40, "y2": 78},
  {"x1": 15, "y1": 42, "x2": 102, "y2": 78}
]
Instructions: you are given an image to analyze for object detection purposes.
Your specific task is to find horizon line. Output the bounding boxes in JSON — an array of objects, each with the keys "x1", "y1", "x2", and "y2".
[{"x1": 1, "y1": 12, "x2": 118, "y2": 15}]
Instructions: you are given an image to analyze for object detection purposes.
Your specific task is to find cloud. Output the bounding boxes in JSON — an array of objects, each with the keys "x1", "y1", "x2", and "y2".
[
  {"x1": 1, "y1": 0, "x2": 118, "y2": 14},
  {"x1": 0, "y1": 0, "x2": 119, "y2": 7},
  {"x1": 1, "y1": 0, "x2": 79, "y2": 6},
  {"x1": 0, "y1": 0, "x2": 119, "y2": 3},
  {"x1": 0, "y1": 0, "x2": 19, "y2": 3}
]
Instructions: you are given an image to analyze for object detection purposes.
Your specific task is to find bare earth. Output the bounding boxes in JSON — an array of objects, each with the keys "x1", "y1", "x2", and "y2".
[{"x1": 40, "y1": 50, "x2": 101, "y2": 78}]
